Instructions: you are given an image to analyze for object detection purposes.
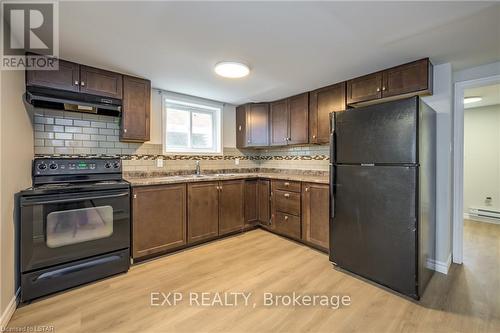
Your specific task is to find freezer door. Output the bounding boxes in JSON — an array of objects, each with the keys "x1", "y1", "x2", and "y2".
[
  {"x1": 335, "y1": 97, "x2": 418, "y2": 164},
  {"x1": 330, "y1": 165, "x2": 418, "y2": 298}
]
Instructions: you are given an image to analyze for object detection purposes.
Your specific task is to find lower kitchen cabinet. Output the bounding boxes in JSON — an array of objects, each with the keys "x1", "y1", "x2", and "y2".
[
  {"x1": 188, "y1": 182, "x2": 219, "y2": 243},
  {"x1": 302, "y1": 183, "x2": 329, "y2": 251},
  {"x1": 132, "y1": 184, "x2": 187, "y2": 258},
  {"x1": 271, "y1": 180, "x2": 301, "y2": 240},
  {"x1": 257, "y1": 179, "x2": 271, "y2": 225},
  {"x1": 245, "y1": 180, "x2": 258, "y2": 227},
  {"x1": 219, "y1": 180, "x2": 245, "y2": 235}
]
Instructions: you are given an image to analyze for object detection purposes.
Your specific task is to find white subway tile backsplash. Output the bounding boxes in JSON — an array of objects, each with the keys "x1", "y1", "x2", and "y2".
[
  {"x1": 35, "y1": 131, "x2": 54, "y2": 139},
  {"x1": 91, "y1": 121, "x2": 107, "y2": 128},
  {"x1": 65, "y1": 126, "x2": 82, "y2": 133},
  {"x1": 45, "y1": 139, "x2": 64, "y2": 147},
  {"x1": 74, "y1": 133, "x2": 91, "y2": 141},
  {"x1": 35, "y1": 116, "x2": 54, "y2": 125},
  {"x1": 45, "y1": 125, "x2": 64, "y2": 132},
  {"x1": 55, "y1": 118, "x2": 73, "y2": 126},
  {"x1": 99, "y1": 128, "x2": 114, "y2": 135},
  {"x1": 73, "y1": 120, "x2": 91, "y2": 127},
  {"x1": 82, "y1": 127, "x2": 99, "y2": 134},
  {"x1": 54, "y1": 132, "x2": 73, "y2": 140},
  {"x1": 90, "y1": 134, "x2": 107, "y2": 141}
]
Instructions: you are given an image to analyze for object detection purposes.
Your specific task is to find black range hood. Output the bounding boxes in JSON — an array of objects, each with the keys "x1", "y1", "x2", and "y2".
[{"x1": 26, "y1": 86, "x2": 122, "y2": 117}]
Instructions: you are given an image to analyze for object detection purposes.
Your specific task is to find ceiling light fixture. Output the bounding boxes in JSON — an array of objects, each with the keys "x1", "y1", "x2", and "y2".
[
  {"x1": 214, "y1": 62, "x2": 250, "y2": 78},
  {"x1": 464, "y1": 96, "x2": 482, "y2": 104}
]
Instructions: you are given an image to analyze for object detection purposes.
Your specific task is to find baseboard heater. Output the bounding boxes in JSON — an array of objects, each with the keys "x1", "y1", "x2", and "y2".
[{"x1": 469, "y1": 207, "x2": 500, "y2": 221}]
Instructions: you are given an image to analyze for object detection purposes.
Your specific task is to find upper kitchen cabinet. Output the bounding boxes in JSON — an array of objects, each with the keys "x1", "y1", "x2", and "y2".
[
  {"x1": 347, "y1": 58, "x2": 433, "y2": 106},
  {"x1": 79, "y1": 65, "x2": 123, "y2": 99},
  {"x1": 287, "y1": 93, "x2": 309, "y2": 145},
  {"x1": 346, "y1": 72, "x2": 383, "y2": 105},
  {"x1": 270, "y1": 99, "x2": 288, "y2": 146},
  {"x1": 236, "y1": 103, "x2": 269, "y2": 148},
  {"x1": 121, "y1": 76, "x2": 151, "y2": 142},
  {"x1": 309, "y1": 82, "x2": 346, "y2": 144},
  {"x1": 25, "y1": 55, "x2": 125, "y2": 100},
  {"x1": 382, "y1": 58, "x2": 433, "y2": 98},
  {"x1": 270, "y1": 92, "x2": 309, "y2": 146},
  {"x1": 26, "y1": 58, "x2": 80, "y2": 92}
]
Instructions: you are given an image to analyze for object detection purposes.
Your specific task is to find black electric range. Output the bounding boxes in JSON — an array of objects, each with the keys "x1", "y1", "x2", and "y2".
[{"x1": 18, "y1": 158, "x2": 131, "y2": 302}]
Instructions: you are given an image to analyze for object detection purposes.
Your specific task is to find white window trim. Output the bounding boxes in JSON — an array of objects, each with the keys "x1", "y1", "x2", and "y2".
[{"x1": 161, "y1": 91, "x2": 223, "y2": 155}]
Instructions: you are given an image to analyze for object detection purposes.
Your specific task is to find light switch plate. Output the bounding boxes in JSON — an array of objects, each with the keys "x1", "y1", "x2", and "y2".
[
  {"x1": 235, "y1": 158, "x2": 240, "y2": 165},
  {"x1": 156, "y1": 158, "x2": 164, "y2": 168}
]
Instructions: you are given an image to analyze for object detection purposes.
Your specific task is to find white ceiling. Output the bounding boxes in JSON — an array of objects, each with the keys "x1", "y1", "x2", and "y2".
[
  {"x1": 464, "y1": 83, "x2": 500, "y2": 109},
  {"x1": 58, "y1": 1, "x2": 500, "y2": 105}
]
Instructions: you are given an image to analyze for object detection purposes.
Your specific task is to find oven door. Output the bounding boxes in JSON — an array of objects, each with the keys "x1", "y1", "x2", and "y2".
[{"x1": 20, "y1": 188, "x2": 130, "y2": 272}]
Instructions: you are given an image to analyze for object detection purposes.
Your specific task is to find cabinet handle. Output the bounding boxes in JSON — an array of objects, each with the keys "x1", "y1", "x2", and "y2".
[
  {"x1": 284, "y1": 193, "x2": 290, "y2": 198},
  {"x1": 284, "y1": 216, "x2": 289, "y2": 221},
  {"x1": 123, "y1": 128, "x2": 127, "y2": 133},
  {"x1": 74, "y1": 80, "x2": 79, "y2": 85},
  {"x1": 284, "y1": 182, "x2": 290, "y2": 187},
  {"x1": 287, "y1": 137, "x2": 291, "y2": 141},
  {"x1": 305, "y1": 187, "x2": 309, "y2": 192},
  {"x1": 247, "y1": 140, "x2": 251, "y2": 143},
  {"x1": 133, "y1": 194, "x2": 137, "y2": 199},
  {"x1": 219, "y1": 186, "x2": 222, "y2": 192},
  {"x1": 216, "y1": 186, "x2": 219, "y2": 190},
  {"x1": 376, "y1": 87, "x2": 380, "y2": 92},
  {"x1": 81, "y1": 81, "x2": 85, "y2": 87},
  {"x1": 312, "y1": 135, "x2": 316, "y2": 139},
  {"x1": 238, "y1": 125, "x2": 242, "y2": 131}
]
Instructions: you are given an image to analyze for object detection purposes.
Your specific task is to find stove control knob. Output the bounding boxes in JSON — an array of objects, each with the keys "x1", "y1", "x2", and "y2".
[
  {"x1": 49, "y1": 163, "x2": 58, "y2": 170},
  {"x1": 37, "y1": 163, "x2": 47, "y2": 170},
  {"x1": 113, "y1": 162, "x2": 120, "y2": 168},
  {"x1": 104, "y1": 163, "x2": 112, "y2": 169}
]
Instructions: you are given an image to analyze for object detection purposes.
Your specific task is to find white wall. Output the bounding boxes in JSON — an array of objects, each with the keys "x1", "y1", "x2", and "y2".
[
  {"x1": 463, "y1": 104, "x2": 500, "y2": 213},
  {"x1": 454, "y1": 61, "x2": 500, "y2": 83},
  {"x1": 0, "y1": 71, "x2": 34, "y2": 323},
  {"x1": 149, "y1": 88, "x2": 237, "y2": 148},
  {"x1": 422, "y1": 63, "x2": 453, "y2": 264}
]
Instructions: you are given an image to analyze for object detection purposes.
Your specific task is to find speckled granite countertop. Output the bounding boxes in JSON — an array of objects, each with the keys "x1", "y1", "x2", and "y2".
[{"x1": 125, "y1": 172, "x2": 329, "y2": 186}]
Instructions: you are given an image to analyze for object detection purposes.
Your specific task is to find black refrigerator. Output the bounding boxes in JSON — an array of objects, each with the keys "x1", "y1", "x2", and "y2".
[{"x1": 329, "y1": 97, "x2": 436, "y2": 300}]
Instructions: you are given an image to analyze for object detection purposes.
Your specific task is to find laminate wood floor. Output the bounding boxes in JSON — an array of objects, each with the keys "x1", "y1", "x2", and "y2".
[{"x1": 8, "y1": 220, "x2": 500, "y2": 333}]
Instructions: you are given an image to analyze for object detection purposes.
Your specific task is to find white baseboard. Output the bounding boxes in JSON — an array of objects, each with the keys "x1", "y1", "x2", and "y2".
[
  {"x1": 0, "y1": 288, "x2": 19, "y2": 328},
  {"x1": 426, "y1": 254, "x2": 452, "y2": 275},
  {"x1": 464, "y1": 213, "x2": 500, "y2": 225}
]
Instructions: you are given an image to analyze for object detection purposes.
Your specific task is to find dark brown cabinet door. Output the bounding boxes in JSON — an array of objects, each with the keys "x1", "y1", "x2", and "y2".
[
  {"x1": 219, "y1": 180, "x2": 245, "y2": 235},
  {"x1": 302, "y1": 183, "x2": 329, "y2": 251},
  {"x1": 382, "y1": 58, "x2": 432, "y2": 98},
  {"x1": 347, "y1": 72, "x2": 382, "y2": 104},
  {"x1": 247, "y1": 103, "x2": 269, "y2": 147},
  {"x1": 121, "y1": 76, "x2": 151, "y2": 142},
  {"x1": 309, "y1": 82, "x2": 346, "y2": 144},
  {"x1": 188, "y1": 182, "x2": 219, "y2": 243},
  {"x1": 26, "y1": 58, "x2": 80, "y2": 92},
  {"x1": 270, "y1": 99, "x2": 288, "y2": 146},
  {"x1": 257, "y1": 179, "x2": 270, "y2": 225},
  {"x1": 80, "y1": 65, "x2": 123, "y2": 99},
  {"x1": 274, "y1": 212, "x2": 301, "y2": 240},
  {"x1": 287, "y1": 93, "x2": 309, "y2": 145},
  {"x1": 132, "y1": 184, "x2": 187, "y2": 258},
  {"x1": 236, "y1": 105, "x2": 247, "y2": 148},
  {"x1": 245, "y1": 180, "x2": 258, "y2": 227}
]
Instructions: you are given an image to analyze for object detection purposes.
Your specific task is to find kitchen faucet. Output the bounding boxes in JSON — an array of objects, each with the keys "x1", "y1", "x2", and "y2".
[{"x1": 195, "y1": 160, "x2": 201, "y2": 175}]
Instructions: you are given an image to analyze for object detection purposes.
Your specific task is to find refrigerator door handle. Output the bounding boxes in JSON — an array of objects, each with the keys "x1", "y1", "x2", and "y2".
[
  {"x1": 329, "y1": 163, "x2": 335, "y2": 219},
  {"x1": 329, "y1": 112, "x2": 336, "y2": 164}
]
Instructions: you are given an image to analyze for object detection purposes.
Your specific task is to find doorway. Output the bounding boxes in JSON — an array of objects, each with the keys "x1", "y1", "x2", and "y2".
[{"x1": 453, "y1": 75, "x2": 500, "y2": 264}]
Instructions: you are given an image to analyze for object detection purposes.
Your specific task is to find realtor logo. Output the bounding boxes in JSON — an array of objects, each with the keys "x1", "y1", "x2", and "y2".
[{"x1": 1, "y1": 1, "x2": 59, "y2": 70}]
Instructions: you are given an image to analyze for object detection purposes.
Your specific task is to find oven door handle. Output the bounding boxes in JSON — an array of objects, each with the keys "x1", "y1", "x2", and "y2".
[{"x1": 21, "y1": 192, "x2": 129, "y2": 206}]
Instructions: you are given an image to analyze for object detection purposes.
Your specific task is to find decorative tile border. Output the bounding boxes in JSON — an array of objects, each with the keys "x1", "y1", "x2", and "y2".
[{"x1": 34, "y1": 153, "x2": 330, "y2": 161}]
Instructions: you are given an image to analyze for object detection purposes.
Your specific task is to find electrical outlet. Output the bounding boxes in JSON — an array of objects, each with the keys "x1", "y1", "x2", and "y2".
[
  {"x1": 156, "y1": 158, "x2": 164, "y2": 168},
  {"x1": 235, "y1": 158, "x2": 240, "y2": 165}
]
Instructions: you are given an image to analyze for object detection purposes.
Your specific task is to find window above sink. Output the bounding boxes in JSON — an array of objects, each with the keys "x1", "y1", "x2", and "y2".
[{"x1": 162, "y1": 92, "x2": 222, "y2": 155}]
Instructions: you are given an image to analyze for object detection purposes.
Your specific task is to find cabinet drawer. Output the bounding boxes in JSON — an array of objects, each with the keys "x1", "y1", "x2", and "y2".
[
  {"x1": 274, "y1": 212, "x2": 301, "y2": 240},
  {"x1": 272, "y1": 180, "x2": 301, "y2": 192},
  {"x1": 274, "y1": 190, "x2": 300, "y2": 216}
]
